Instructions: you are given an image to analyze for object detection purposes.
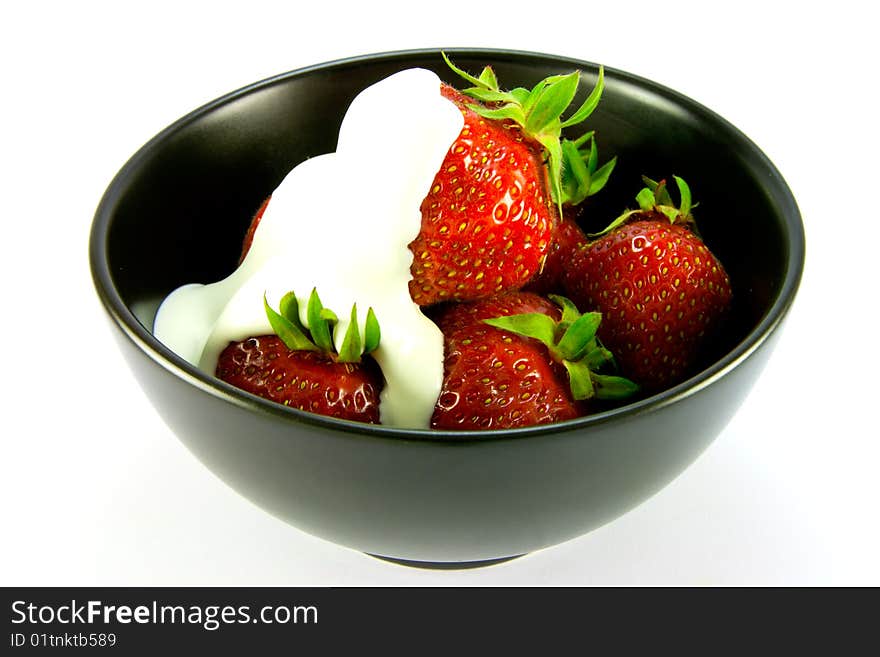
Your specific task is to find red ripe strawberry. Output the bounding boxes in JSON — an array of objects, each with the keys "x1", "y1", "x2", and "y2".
[
  {"x1": 525, "y1": 214, "x2": 588, "y2": 295},
  {"x1": 430, "y1": 291, "x2": 637, "y2": 430},
  {"x1": 238, "y1": 196, "x2": 271, "y2": 264},
  {"x1": 216, "y1": 288, "x2": 383, "y2": 423},
  {"x1": 408, "y1": 55, "x2": 615, "y2": 306},
  {"x1": 217, "y1": 337, "x2": 382, "y2": 423},
  {"x1": 409, "y1": 86, "x2": 552, "y2": 306},
  {"x1": 564, "y1": 176, "x2": 732, "y2": 390}
]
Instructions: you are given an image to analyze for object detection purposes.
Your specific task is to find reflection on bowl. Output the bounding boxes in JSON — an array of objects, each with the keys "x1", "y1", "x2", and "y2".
[{"x1": 89, "y1": 49, "x2": 804, "y2": 567}]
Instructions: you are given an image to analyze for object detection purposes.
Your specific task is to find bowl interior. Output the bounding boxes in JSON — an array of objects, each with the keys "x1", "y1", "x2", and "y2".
[{"x1": 96, "y1": 49, "x2": 801, "y2": 427}]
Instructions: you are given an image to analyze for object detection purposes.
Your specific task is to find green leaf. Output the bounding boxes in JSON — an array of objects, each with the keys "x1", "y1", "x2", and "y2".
[
  {"x1": 559, "y1": 134, "x2": 618, "y2": 203},
  {"x1": 537, "y1": 133, "x2": 564, "y2": 213},
  {"x1": 588, "y1": 156, "x2": 617, "y2": 196},
  {"x1": 278, "y1": 291, "x2": 306, "y2": 333},
  {"x1": 263, "y1": 293, "x2": 318, "y2": 352},
  {"x1": 509, "y1": 87, "x2": 530, "y2": 105},
  {"x1": 364, "y1": 307, "x2": 380, "y2": 354},
  {"x1": 336, "y1": 303, "x2": 362, "y2": 363},
  {"x1": 522, "y1": 79, "x2": 549, "y2": 116},
  {"x1": 654, "y1": 179, "x2": 673, "y2": 207},
  {"x1": 659, "y1": 206, "x2": 679, "y2": 223},
  {"x1": 582, "y1": 345, "x2": 615, "y2": 370},
  {"x1": 642, "y1": 175, "x2": 660, "y2": 191},
  {"x1": 478, "y1": 65, "x2": 499, "y2": 90},
  {"x1": 524, "y1": 71, "x2": 580, "y2": 135},
  {"x1": 592, "y1": 373, "x2": 640, "y2": 400},
  {"x1": 560, "y1": 139, "x2": 591, "y2": 205},
  {"x1": 307, "y1": 288, "x2": 334, "y2": 353},
  {"x1": 587, "y1": 135, "x2": 599, "y2": 172},
  {"x1": 482, "y1": 313, "x2": 557, "y2": 348},
  {"x1": 469, "y1": 103, "x2": 527, "y2": 125},
  {"x1": 570, "y1": 129, "x2": 595, "y2": 149},
  {"x1": 563, "y1": 359, "x2": 595, "y2": 400},
  {"x1": 556, "y1": 311, "x2": 602, "y2": 361},
  {"x1": 636, "y1": 187, "x2": 656, "y2": 211},
  {"x1": 587, "y1": 208, "x2": 639, "y2": 238},
  {"x1": 547, "y1": 294, "x2": 582, "y2": 330},
  {"x1": 560, "y1": 66, "x2": 605, "y2": 128},
  {"x1": 674, "y1": 175, "x2": 692, "y2": 217},
  {"x1": 442, "y1": 52, "x2": 484, "y2": 88},
  {"x1": 462, "y1": 87, "x2": 515, "y2": 103}
]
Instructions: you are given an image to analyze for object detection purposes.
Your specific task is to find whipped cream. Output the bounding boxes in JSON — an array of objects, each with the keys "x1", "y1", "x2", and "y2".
[{"x1": 153, "y1": 68, "x2": 464, "y2": 428}]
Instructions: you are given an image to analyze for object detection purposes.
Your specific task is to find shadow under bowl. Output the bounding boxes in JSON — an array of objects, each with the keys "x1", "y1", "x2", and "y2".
[{"x1": 90, "y1": 48, "x2": 804, "y2": 567}]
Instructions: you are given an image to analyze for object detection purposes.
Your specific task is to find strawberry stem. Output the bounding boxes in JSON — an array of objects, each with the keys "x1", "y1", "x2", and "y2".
[
  {"x1": 307, "y1": 288, "x2": 335, "y2": 353},
  {"x1": 278, "y1": 291, "x2": 309, "y2": 336},
  {"x1": 590, "y1": 174, "x2": 698, "y2": 238},
  {"x1": 337, "y1": 303, "x2": 362, "y2": 363},
  {"x1": 263, "y1": 289, "x2": 380, "y2": 363},
  {"x1": 364, "y1": 307, "x2": 381, "y2": 354},
  {"x1": 442, "y1": 53, "x2": 614, "y2": 215},
  {"x1": 264, "y1": 293, "x2": 319, "y2": 353},
  {"x1": 482, "y1": 295, "x2": 638, "y2": 401}
]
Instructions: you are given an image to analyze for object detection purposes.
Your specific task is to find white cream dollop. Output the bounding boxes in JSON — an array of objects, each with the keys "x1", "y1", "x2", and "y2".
[{"x1": 153, "y1": 68, "x2": 463, "y2": 428}]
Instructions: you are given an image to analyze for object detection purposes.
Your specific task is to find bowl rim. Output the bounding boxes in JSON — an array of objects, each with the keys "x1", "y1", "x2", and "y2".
[{"x1": 89, "y1": 46, "x2": 805, "y2": 443}]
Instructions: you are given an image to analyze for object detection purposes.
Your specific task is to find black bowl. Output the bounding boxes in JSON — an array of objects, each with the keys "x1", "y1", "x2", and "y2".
[{"x1": 90, "y1": 48, "x2": 804, "y2": 567}]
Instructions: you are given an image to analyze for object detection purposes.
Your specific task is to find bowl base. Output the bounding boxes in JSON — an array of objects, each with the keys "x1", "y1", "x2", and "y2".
[{"x1": 366, "y1": 553, "x2": 525, "y2": 570}]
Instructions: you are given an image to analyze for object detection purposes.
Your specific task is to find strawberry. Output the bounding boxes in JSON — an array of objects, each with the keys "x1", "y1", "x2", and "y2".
[
  {"x1": 408, "y1": 55, "x2": 615, "y2": 306},
  {"x1": 217, "y1": 338, "x2": 382, "y2": 423},
  {"x1": 563, "y1": 176, "x2": 732, "y2": 390},
  {"x1": 216, "y1": 289, "x2": 383, "y2": 423},
  {"x1": 525, "y1": 214, "x2": 588, "y2": 295},
  {"x1": 525, "y1": 128, "x2": 616, "y2": 294},
  {"x1": 430, "y1": 291, "x2": 637, "y2": 430},
  {"x1": 238, "y1": 196, "x2": 271, "y2": 264}
]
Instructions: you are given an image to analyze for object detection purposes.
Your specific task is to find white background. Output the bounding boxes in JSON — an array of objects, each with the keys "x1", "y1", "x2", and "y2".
[{"x1": 2, "y1": 1, "x2": 877, "y2": 585}]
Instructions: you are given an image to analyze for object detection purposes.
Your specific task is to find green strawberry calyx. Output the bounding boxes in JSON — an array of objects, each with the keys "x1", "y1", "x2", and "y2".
[
  {"x1": 442, "y1": 53, "x2": 616, "y2": 214},
  {"x1": 482, "y1": 295, "x2": 638, "y2": 401},
  {"x1": 590, "y1": 174, "x2": 697, "y2": 238},
  {"x1": 263, "y1": 288, "x2": 380, "y2": 363}
]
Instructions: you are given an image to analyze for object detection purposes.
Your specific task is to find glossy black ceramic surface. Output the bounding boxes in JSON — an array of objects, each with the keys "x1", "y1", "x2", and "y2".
[{"x1": 90, "y1": 49, "x2": 804, "y2": 565}]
